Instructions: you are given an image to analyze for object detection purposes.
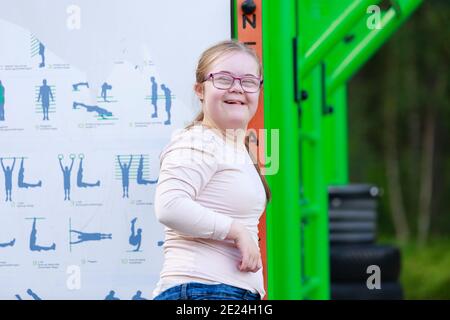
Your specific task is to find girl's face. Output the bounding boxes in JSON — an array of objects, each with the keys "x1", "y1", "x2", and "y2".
[{"x1": 195, "y1": 51, "x2": 261, "y2": 131}]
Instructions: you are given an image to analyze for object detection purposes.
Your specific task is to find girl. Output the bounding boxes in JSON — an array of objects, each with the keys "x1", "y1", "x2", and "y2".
[{"x1": 152, "y1": 40, "x2": 271, "y2": 300}]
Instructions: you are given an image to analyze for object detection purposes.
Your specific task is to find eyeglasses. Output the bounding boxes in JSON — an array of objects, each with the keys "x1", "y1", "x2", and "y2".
[{"x1": 203, "y1": 72, "x2": 263, "y2": 93}]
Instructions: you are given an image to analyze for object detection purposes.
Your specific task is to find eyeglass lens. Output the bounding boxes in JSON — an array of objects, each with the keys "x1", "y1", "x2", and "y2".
[{"x1": 212, "y1": 74, "x2": 260, "y2": 93}]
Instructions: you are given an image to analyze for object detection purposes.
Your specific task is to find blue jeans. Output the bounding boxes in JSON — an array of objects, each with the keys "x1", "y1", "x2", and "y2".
[{"x1": 153, "y1": 282, "x2": 261, "y2": 300}]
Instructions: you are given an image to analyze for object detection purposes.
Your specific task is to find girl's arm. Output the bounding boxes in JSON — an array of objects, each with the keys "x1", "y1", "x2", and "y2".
[{"x1": 154, "y1": 131, "x2": 233, "y2": 240}]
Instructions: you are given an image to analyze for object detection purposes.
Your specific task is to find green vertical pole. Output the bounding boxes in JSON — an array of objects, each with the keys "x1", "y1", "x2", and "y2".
[
  {"x1": 297, "y1": 0, "x2": 330, "y2": 299},
  {"x1": 299, "y1": 67, "x2": 330, "y2": 299},
  {"x1": 323, "y1": 84, "x2": 349, "y2": 185},
  {"x1": 231, "y1": 0, "x2": 238, "y2": 40},
  {"x1": 263, "y1": 0, "x2": 302, "y2": 299}
]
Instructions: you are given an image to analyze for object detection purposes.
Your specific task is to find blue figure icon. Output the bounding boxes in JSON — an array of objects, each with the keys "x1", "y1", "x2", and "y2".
[
  {"x1": 0, "y1": 238, "x2": 15, "y2": 248},
  {"x1": 129, "y1": 218, "x2": 142, "y2": 252},
  {"x1": 137, "y1": 155, "x2": 158, "y2": 185},
  {"x1": 38, "y1": 42, "x2": 45, "y2": 68},
  {"x1": 101, "y1": 82, "x2": 112, "y2": 102},
  {"x1": 29, "y1": 218, "x2": 56, "y2": 252},
  {"x1": 72, "y1": 82, "x2": 89, "y2": 91},
  {"x1": 70, "y1": 229, "x2": 112, "y2": 245},
  {"x1": 73, "y1": 102, "x2": 113, "y2": 119},
  {"x1": 157, "y1": 241, "x2": 164, "y2": 247},
  {"x1": 0, "y1": 80, "x2": 5, "y2": 121},
  {"x1": 118, "y1": 155, "x2": 133, "y2": 198},
  {"x1": 132, "y1": 290, "x2": 147, "y2": 300},
  {"x1": 15, "y1": 289, "x2": 42, "y2": 300},
  {"x1": 59, "y1": 156, "x2": 75, "y2": 201},
  {"x1": 77, "y1": 157, "x2": 100, "y2": 188},
  {"x1": 150, "y1": 77, "x2": 158, "y2": 118},
  {"x1": 105, "y1": 290, "x2": 119, "y2": 300},
  {"x1": 37, "y1": 79, "x2": 54, "y2": 121},
  {"x1": 1, "y1": 157, "x2": 16, "y2": 202},
  {"x1": 27, "y1": 289, "x2": 42, "y2": 300},
  {"x1": 18, "y1": 158, "x2": 42, "y2": 189},
  {"x1": 161, "y1": 84, "x2": 172, "y2": 125}
]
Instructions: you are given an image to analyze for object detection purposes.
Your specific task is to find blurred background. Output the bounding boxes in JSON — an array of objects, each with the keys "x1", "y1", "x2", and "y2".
[{"x1": 348, "y1": 0, "x2": 449, "y2": 299}]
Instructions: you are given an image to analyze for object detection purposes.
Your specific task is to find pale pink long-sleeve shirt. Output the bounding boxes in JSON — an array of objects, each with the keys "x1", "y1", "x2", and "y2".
[{"x1": 152, "y1": 124, "x2": 266, "y2": 299}]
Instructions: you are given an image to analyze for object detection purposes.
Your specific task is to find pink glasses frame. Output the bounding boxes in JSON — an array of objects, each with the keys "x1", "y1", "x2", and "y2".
[{"x1": 203, "y1": 72, "x2": 263, "y2": 93}]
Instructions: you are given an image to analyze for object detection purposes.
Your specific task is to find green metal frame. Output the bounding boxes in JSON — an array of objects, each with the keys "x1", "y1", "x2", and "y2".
[
  {"x1": 327, "y1": 0, "x2": 423, "y2": 94},
  {"x1": 234, "y1": 0, "x2": 422, "y2": 300},
  {"x1": 262, "y1": 0, "x2": 303, "y2": 300},
  {"x1": 300, "y1": 0, "x2": 381, "y2": 79},
  {"x1": 323, "y1": 85, "x2": 349, "y2": 185}
]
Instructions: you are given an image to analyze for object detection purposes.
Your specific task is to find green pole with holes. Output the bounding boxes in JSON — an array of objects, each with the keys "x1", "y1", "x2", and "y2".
[{"x1": 262, "y1": 0, "x2": 303, "y2": 299}]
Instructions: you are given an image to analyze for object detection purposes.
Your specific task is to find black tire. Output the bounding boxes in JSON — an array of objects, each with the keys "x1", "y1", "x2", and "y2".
[
  {"x1": 331, "y1": 282, "x2": 403, "y2": 300},
  {"x1": 329, "y1": 198, "x2": 378, "y2": 211},
  {"x1": 328, "y1": 184, "x2": 382, "y2": 199},
  {"x1": 329, "y1": 221, "x2": 376, "y2": 233},
  {"x1": 330, "y1": 232, "x2": 376, "y2": 245},
  {"x1": 329, "y1": 209, "x2": 377, "y2": 222},
  {"x1": 330, "y1": 244, "x2": 401, "y2": 282}
]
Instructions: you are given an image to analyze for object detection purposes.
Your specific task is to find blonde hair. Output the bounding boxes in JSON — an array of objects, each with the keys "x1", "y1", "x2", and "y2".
[{"x1": 185, "y1": 39, "x2": 271, "y2": 204}]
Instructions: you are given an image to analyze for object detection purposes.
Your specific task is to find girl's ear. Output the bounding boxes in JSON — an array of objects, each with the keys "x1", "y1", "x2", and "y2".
[{"x1": 194, "y1": 83, "x2": 204, "y2": 102}]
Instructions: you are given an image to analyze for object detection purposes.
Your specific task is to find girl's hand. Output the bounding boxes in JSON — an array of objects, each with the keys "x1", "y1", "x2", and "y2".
[{"x1": 226, "y1": 221, "x2": 262, "y2": 273}]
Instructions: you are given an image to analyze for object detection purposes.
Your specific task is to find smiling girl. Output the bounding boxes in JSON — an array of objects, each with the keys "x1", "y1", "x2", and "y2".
[{"x1": 153, "y1": 40, "x2": 271, "y2": 300}]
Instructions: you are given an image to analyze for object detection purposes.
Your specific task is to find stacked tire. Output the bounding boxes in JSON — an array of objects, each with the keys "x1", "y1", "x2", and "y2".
[{"x1": 328, "y1": 184, "x2": 403, "y2": 300}]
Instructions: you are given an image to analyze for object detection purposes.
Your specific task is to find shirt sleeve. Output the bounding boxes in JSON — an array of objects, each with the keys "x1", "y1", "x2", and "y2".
[{"x1": 154, "y1": 129, "x2": 233, "y2": 240}]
